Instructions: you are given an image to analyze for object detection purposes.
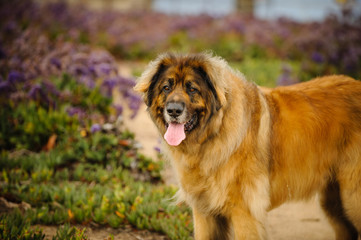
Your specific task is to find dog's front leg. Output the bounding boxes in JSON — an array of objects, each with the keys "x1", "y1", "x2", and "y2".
[
  {"x1": 193, "y1": 208, "x2": 231, "y2": 240},
  {"x1": 229, "y1": 205, "x2": 267, "y2": 240},
  {"x1": 193, "y1": 209, "x2": 213, "y2": 240}
]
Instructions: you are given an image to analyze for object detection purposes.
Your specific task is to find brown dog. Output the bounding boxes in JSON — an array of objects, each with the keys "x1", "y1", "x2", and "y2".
[{"x1": 134, "y1": 53, "x2": 361, "y2": 240}]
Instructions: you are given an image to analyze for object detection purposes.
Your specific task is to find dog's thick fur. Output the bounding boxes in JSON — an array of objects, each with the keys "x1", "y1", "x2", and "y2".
[{"x1": 135, "y1": 53, "x2": 361, "y2": 240}]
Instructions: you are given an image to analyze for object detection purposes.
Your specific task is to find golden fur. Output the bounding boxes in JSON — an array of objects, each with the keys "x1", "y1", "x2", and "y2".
[{"x1": 135, "y1": 53, "x2": 361, "y2": 240}]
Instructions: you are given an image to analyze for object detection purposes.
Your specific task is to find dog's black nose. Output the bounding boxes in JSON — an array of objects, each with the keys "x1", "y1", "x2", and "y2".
[{"x1": 166, "y1": 102, "x2": 184, "y2": 118}]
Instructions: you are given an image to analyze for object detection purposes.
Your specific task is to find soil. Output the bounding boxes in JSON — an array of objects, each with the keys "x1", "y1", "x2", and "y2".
[{"x1": 32, "y1": 224, "x2": 168, "y2": 240}]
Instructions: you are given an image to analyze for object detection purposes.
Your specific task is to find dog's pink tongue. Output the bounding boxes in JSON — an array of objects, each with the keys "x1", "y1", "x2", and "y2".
[{"x1": 164, "y1": 123, "x2": 186, "y2": 146}]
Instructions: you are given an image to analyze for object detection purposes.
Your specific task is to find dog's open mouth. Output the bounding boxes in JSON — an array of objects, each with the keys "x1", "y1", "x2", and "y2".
[
  {"x1": 184, "y1": 114, "x2": 198, "y2": 132},
  {"x1": 164, "y1": 114, "x2": 198, "y2": 146}
]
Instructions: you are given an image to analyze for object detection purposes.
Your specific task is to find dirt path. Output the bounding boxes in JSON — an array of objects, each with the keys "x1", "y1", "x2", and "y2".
[{"x1": 35, "y1": 225, "x2": 168, "y2": 240}]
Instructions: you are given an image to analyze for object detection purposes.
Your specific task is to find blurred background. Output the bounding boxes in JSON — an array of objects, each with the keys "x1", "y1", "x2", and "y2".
[
  {"x1": 63, "y1": 0, "x2": 361, "y2": 21},
  {"x1": 0, "y1": 0, "x2": 361, "y2": 239}
]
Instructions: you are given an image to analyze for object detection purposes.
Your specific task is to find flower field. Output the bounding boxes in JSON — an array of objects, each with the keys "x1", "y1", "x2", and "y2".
[{"x1": 0, "y1": 0, "x2": 360, "y2": 239}]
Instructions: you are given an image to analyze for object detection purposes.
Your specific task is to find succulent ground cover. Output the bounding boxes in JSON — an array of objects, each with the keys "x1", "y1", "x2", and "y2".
[
  {"x1": 0, "y1": 41, "x2": 193, "y2": 238},
  {"x1": 0, "y1": 1, "x2": 192, "y2": 238},
  {"x1": 1, "y1": 0, "x2": 360, "y2": 239}
]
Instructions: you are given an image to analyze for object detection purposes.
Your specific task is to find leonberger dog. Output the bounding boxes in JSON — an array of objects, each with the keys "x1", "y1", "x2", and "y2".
[{"x1": 134, "y1": 53, "x2": 361, "y2": 240}]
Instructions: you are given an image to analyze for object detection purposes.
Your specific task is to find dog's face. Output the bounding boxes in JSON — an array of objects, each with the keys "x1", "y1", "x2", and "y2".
[{"x1": 135, "y1": 54, "x2": 224, "y2": 146}]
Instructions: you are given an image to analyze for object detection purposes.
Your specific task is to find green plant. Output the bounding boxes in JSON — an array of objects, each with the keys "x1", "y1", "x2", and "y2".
[
  {"x1": 230, "y1": 58, "x2": 301, "y2": 87},
  {"x1": 0, "y1": 102, "x2": 78, "y2": 151},
  {"x1": 54, "y1": 74, "x2": 112, "y2": 115},
  {"x1": 0, "y1": 209, "x2": 45, "y2": 240},
  {"x1": 52, "y1": 224, "x2": 88, "y2": 240},
  {"x1": 1, "y1": 125, "x2": 193, "y2": 239}
]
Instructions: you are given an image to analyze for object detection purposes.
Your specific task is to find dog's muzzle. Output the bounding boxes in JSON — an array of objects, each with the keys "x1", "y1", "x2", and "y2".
[{"x1": 166, "y1": 102, "x2": 185, "y2": 119}]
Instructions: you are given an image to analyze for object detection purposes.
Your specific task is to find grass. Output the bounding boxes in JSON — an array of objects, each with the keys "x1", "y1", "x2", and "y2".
[{"x1": 230, "y1": 58, "x2": 301, "y2": 87}]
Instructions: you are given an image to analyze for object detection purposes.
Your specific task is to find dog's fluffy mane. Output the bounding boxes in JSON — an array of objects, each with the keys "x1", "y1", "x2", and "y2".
[
  {"x1": 135, "y1": 52, "x2": 268, "y2": 176},
  {"x1": 135, "y1": 52, "x2": 244, "y2": 104}
]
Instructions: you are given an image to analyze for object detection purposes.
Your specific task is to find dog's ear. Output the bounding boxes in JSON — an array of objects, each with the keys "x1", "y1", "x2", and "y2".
[
  {"x1": 134, "y1": 54, "x2": 170, "y2": 106},
  {"x1": 193, "y1": 66, "x2": 222, "y2": 111},
  {"x1": 195, "y1": 53, "x2": 229, "y2": 111}
]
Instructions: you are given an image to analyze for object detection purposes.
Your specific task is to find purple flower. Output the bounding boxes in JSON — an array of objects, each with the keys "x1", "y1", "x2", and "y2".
[
  {"x1": 68, "y1": 64, "x2": 89, "y2": 76},
  {"x1": 129, "y1": 100, "x2": 141, "y2": 111},
  {"x1": 50, "y1": 57, "x2": 62, "y2": 69},
  {"x1": 154, "y1": 146, "x2": 161, "y2": 153},
  {"x1": 28, "y1": 84, "x2": 42, "y2": 98},
  {"x1": 227, "y1": 19, "x2": 245, "y2": 33},
  {"x1": 8, "y1": 71, "x2": 25, "y2": 84},
  {"x1": 277, "y1": 74, "x2": 292, "y2": 86},
  {"x1": 88, "y1": 65, "x2": 96, "y2": 74},
  {"x1": 88, "y1": 51, "x2": 113, "y2": 65},
  {"x1": 90, "y1": 123, "x2": 101, "y2": 133},
  {"x1": 47, "y1": 1, "x2": 68, "y2": 18},
  {"x1": 311, "y1": 52, "x2": 324, "y2": 64},
  {"x1": 118, "y1": 76, "x2": 136, "y2": 89},
  {"x1": 125, "y1": 91, "x2": 142, "y2": 118},
  {"x1": 125, "y1": 91, "x2": 142, "y2": 103},
  {"x1": 101, "y1": 77, "x2": 118, "y2": 97},
  {"x1": 79, "y1": 75, "x2": 95, "y2": 89},
  {"x1": 277, "y1": 64, "x2": 298, "y2": 86},
  {"x1": 0, "y1": 81, "x2": 13, "y2": 95},
  {"x1": 95, "y1": 63, "x2": 113, "y2": 77},
  {"x1": 113, "y1": 104, "x2": 123, "y2": 116},
  {"x1": 42, "y1": 80, "x2": 60, "y2": 97},
  {"x1": 0, "y1": 46, "x2": 6, "y2": 59},
  {"x1": 4, "y1": 20, "x2": 17, "y2": 33},
  {"x1": 28, "y1": 83, "x2": 55, "y2": 107},
  {"x1": 66, "y1": 106, "x2": 86, "y2": 118}
]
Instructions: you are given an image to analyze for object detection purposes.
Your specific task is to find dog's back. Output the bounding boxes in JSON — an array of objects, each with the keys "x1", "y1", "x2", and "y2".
[{"x1": 265, "y1": 75, "x2": 361, "y2": 239}]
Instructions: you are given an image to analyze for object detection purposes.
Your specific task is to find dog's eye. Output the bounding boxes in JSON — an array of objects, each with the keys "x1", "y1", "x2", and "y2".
[
  {"x1": 163, "y1": 85, "x2": 171, "y2": 92},
  {"x1": 189, "y1": 87, "x2": 198, "y2": 93}
]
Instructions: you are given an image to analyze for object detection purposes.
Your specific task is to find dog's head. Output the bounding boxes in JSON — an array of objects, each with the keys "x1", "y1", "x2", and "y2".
[{"x1": 134, "y1": 53, "x2": 228, "y2": 146}]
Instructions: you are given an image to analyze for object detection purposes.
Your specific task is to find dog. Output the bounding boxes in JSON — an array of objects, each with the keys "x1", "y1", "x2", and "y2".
[{"x1": 134, "y1": 52, "x2": 361, "y2": 240}]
